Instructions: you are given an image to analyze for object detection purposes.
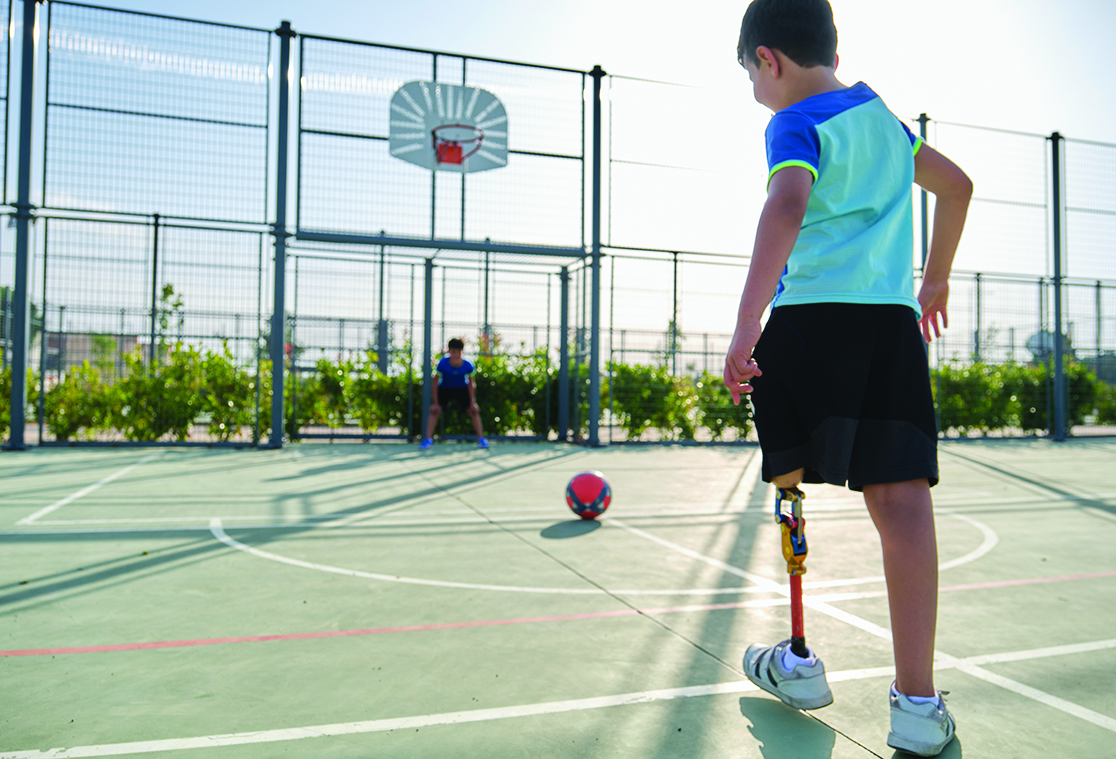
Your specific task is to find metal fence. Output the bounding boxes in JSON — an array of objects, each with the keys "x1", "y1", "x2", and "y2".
[{"x1": 2, "y1": 1, "x2": 1115, "y2": 448}]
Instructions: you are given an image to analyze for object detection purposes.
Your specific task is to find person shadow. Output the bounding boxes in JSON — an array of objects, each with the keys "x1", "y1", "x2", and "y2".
[
  {"x1": 739, "y1": 697, "x2": 964, "y2": 758},
  {"x1": 739, "y1": 697, "x2": 836, "y2": 758}
]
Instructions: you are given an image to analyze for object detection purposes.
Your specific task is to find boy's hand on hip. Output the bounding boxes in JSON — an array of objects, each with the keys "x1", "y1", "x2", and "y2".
[
  {"x1": 918, "y1": 278, "x2": 950, "y2": 342},
  {"x1": 723, "y1": 319, "x2": 763, "y2": 405}
]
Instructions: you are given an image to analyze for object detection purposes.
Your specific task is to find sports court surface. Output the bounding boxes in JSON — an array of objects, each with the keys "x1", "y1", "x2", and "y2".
[{"x1": 2, "y1": 439, "x2": 1115, "y2": 758}]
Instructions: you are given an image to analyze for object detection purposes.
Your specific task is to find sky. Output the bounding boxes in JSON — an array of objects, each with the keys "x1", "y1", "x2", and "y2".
[{"x1": 103, "y1": 0, "x2": 1116, "y2": 144}]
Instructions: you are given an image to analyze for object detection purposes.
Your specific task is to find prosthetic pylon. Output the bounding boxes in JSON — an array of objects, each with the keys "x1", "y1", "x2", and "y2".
[{"x1": 775, "y1": 486, "x2": 809, "y2": 658}]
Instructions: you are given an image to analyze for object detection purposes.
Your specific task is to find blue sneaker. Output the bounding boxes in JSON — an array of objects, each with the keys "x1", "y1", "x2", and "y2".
[
  {"x1": 419, "y1": 438, "x2": 433, "y2": 450},
  {"x1": 477, "y1": 436, "x2": 489, "y2": 449}
]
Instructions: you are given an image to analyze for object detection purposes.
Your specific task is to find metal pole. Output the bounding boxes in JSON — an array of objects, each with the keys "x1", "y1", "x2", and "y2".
[
  {"x1": 1, "y1": 287, "x2": 8, "y2": 372},
  {"x1": 1051, "y1": 132, "x2": 1066, "y2": 441},
  {"x1": 1096, "y1": 281, "x2": 1102, "y2": 367},
  {"x1": 408, "y1": 263, "x2": 415, "y2": 439},
  {"x1": 254, "y1": 234, "x2": 263, "y2": 445},
  {"x1": 609, "y1": 254, "x2": 615, "y2": 444},
  {"x1": 545, "y1": 275, "x2": 551, "y2": 436},
  {"x1": 378, "y1": 245, "x2": 388, "y2": 373},
  {"x1": 558, "y1": 266, "x2": 570, "y2": 441},
  {"x1": 4, "y1": 0, "x2": 39, "y2": 450},
  {"x1": 483, "y1": 247, "x2": 491, "y2": 355},
  {"x1": 672, "y1": 250, "x2": 679, "y2": 375},
  {"x1": 588, "y1": 65, "x2": 605, "y2": 446},
  {"x1": 422, "y1": 257, "x2": 435, "y2": 441},
  {"x1": 918, "y1": 114, "x2": 930, "y2": 270},
  {"x1": 37, "y1": 220, "x2": 49, "y2": 445},
  {"x1": 973, "y1": 272, "x2": 982, "y2": 363},
  {"x1": 269, "y1": 21, "x2": 294, "y2": 448},
  {"x1": 149, "y1": 213, "x2": 160, "y2": 365}
]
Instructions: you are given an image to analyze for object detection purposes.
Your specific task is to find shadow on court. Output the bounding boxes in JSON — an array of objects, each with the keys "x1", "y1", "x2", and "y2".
[
  {"x1": 540, "y1": 520, "x2": 601, "y2": 538},
  {"x1": 739, "y1": 697, "x2": 838, "y2": 757}
]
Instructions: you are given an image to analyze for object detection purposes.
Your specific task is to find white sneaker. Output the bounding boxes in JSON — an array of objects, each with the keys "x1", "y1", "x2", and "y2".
[
  {"x1": 743, "y1": 639, "x2": 833, "y2": 710},
  {"x1": 887, "y1": 683, "x2": 957, "y2": 756}
]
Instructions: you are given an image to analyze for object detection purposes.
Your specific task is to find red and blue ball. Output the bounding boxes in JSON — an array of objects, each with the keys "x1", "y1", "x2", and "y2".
[{"x1": 565, "y1": 471, "x2": 611, "y2": 520}]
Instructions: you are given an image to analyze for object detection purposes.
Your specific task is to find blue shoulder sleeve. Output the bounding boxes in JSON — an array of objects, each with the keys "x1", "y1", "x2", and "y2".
[
  {"x1": 897, "y1": 117, "x2": 924, "y2": 154},
  {"x1": 766, "y1": 110, "x2": 820, "y2": 187}
]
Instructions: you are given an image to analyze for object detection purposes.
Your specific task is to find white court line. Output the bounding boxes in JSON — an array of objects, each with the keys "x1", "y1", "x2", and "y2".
[
  {"x1": 618, "y1": 519, "x2": 1116, "y2": 738},
  {"x1": 205, "y1": 504, "x2": 1001, "y2": 597},
  {"x1": 610, "y1": 519, "x2": 781, "y2": 589},
  {"x1": 15, "y1": 452, "x2": 164, "y2": 526},
  {"x1": 3, "y1": 641, "x2": 1114, "y2": 758},
  {"x1": 209, "y1": 519, "x2": 775, "y2": 597},
  {"x1": 20, "y1": 489, "x2": 1116, "y2": 530}
]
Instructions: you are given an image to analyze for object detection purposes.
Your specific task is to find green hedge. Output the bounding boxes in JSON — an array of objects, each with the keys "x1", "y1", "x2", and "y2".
[
  {"x1": 3, "y1": 353, "x2": 1115, "y2": 444},
  {"x1": 604, "y1": 365, "x2": 752, "y2": 441},
  {"x1": 932, "y1": 360, "x2": 1100, "y2": 435}
]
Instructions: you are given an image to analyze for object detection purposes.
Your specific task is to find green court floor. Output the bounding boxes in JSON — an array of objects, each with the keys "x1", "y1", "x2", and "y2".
[{"x1": 2, "y1": 439, "x2": 1115, "y2": 758}]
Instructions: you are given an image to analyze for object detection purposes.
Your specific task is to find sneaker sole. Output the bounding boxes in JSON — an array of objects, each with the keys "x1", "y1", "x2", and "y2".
[
  {"x1": 886, "y1": 729, "x2": 955, "y2": 756},
  {"x1": 744, "y1": 667, "x2": 833, "y2": 711}
]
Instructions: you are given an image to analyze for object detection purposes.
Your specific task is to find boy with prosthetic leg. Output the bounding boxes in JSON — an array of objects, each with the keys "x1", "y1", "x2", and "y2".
[{"x1": 725, "y1": 1, "x2": 972, "y2": 755}]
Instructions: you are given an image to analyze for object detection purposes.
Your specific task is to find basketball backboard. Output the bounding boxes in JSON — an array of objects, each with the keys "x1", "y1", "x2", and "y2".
[{"x1": 388, "y1": 81, "x2": 508, "y2": 173}]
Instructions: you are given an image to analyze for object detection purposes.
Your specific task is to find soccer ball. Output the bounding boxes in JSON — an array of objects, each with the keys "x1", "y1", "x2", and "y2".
[{"x1": 565, "y1": 471, "x2": 611, "y2": 520}]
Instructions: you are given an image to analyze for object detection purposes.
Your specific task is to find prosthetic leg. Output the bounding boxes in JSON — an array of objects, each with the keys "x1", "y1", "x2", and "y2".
[
  {"x1": 742, "y1": 484, "x2": 831, "y2": 709},
  {"x1": 775, "y1": 486, "x2": 809, "y2": 658}
]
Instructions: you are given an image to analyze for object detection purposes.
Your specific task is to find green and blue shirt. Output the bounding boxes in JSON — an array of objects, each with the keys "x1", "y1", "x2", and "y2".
[{"x1": 765, "y1": 82, "x2": 923, "y2": 313}]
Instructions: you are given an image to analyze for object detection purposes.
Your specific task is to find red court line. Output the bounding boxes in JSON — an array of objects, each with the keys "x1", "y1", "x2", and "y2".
[
  {"x1": 5, "y1": 570, "x2": 1115, "y2": 658},
  {"x1": 938, "y1": 569, "x2": 1116, "y2": 593}
]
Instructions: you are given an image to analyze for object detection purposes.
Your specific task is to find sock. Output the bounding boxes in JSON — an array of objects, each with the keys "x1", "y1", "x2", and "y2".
[
  {"x1": 891, "y1": 684, "x2": 941, "y2": 707},
  {"x1": 782, "y1": 647, "x2": 817, "y2": 670}
]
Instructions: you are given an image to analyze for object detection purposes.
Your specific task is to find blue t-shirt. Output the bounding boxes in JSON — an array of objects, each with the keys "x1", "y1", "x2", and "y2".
[
  {"x1": 436, "y1": 356, "x2": 474, "y2": 388},
  {"x1": 765, "y1": 82, "x2": 923, "y2": 314}
]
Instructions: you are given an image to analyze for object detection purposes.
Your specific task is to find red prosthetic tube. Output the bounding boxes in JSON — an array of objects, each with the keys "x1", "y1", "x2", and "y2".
[{"x1": 776, "y1": 487, "x2": 809, "y2": 658}]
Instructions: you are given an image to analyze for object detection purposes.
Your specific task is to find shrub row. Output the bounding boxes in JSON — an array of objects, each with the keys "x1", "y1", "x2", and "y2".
[
  {"x1": 2, "y1": 353, "x2": 1114, "y2": 443},
  {"x1": 933, "y1": 360, "x2": 1116, "y2": 435}
]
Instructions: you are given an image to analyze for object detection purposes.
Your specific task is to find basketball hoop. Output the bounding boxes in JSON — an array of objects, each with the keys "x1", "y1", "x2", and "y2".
[
  {"x1": 388, "y1": 81, "x2": 508, "y2": 173},
  {"x1": 432, "y1": 124, "x2": 485, "y2": 166}
]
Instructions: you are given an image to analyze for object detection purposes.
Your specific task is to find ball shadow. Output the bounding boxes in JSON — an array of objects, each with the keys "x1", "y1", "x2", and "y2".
[{"x1": 540, "y1": 519, "x2": 602, "y2": 539}]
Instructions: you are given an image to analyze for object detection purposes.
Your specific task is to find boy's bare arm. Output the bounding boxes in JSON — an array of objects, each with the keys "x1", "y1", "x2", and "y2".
[
  {"x1": 723, "y1": 166, "x2": 813, "y2": 404},
  {"x1": 914, "y1": 144, "x2": 973, "y2": 342}
]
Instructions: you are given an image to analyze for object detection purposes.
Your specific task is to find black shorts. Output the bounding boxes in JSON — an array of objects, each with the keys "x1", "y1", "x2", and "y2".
[
  {"x1": 437, "y1": 385, "x2": 472, "y2": 413},
  {"x1": 749, "y1": 303, "x2": 938, "y2": 491}
]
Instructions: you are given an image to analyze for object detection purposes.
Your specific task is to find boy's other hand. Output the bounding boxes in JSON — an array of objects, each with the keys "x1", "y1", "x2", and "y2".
[
  {"x1": 723, "y1": 320, "x2": 764, "y2": 405},
  {"x1": 917, "y1": 278, "x2": 950, "y2": 342}
]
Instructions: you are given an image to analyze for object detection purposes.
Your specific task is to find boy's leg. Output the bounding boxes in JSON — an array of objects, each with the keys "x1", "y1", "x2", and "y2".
[
  {"x1": 772, "y1": 468, "x2": 804, "y2": 489},
  {"x1": 862, "y1": 478, "x2": 938, "y2": 698},
  {"x1": 424, "y1": 404, "x2": 440, "y2": 440},
  {"x1": 467, "y1": 403, "x2": 484, "y2": 437}
]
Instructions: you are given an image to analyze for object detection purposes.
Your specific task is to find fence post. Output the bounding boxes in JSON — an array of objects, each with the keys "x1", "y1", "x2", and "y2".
[
  {"x1": 148, "y1": 214, "x2": 160, "y2": 365},
  {"x1": 671, "y1": 251, "x2": 679, "y2": 375},
  {"x1": 3, "y1": 0, "x2": 39, "y2": 451},
  {"x1": 378, "y1": 245, "x2": 389, "y2": 373},
  {"x1": 1096, "y1": 280, "x2": 1102, "y2": 365},
  {"x1": 973, "y1": 272, "x2": 982, "y2": 363},
  {"x1": 268, "y1": 21, "x2": 295, "y2": 448},
  {"x1": 558, "y1": 266, "x2": 570, "y2": 441},
  {"x1": 588, "y1": 65, "x2": 606, "y2": 446},
  {"x1": 421, "y1": 257, "x2": 434, "y2": 442},
  {"x1": 1050, "y1": 132, "x2": 1066, "y2": 441}
]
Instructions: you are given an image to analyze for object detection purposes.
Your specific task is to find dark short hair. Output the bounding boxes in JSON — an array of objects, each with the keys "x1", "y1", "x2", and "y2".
[
  {"x1": 738, "y1": 0, "x2": 838, "y2": 69},
  {"x1": 448, "y1": 338, "x2": 465, "y2": 350}
]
